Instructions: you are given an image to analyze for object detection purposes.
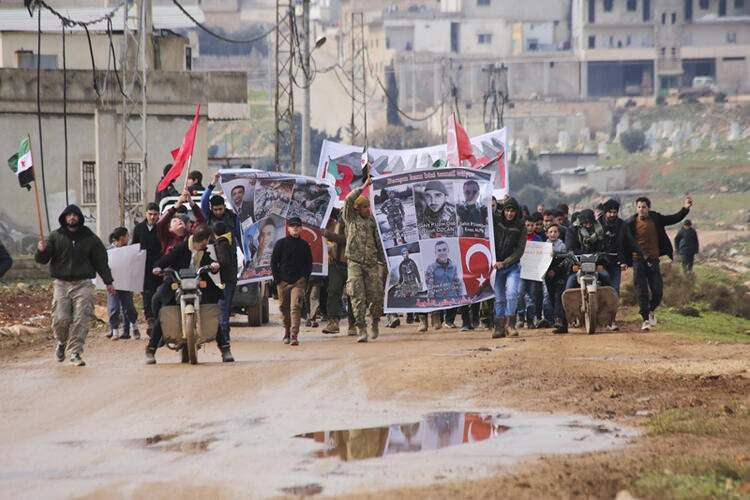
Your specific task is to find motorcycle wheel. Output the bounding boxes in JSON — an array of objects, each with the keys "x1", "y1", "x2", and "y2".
[
  {"x1": 585, "y1": 291, "x2": 598, "y2": 335},
  {"x1": 184, "y1": 312, "x2": 198, "y2": 364}
]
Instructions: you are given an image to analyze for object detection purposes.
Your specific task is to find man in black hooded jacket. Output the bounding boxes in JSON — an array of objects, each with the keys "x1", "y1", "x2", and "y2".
[{"x1": 35, "y1": 205, "x2": 114, "y2": 366}]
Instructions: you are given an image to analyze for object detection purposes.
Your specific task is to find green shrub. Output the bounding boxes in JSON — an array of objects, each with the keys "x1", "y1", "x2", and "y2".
[{"x1": 620, "y1": 129, "x2": 646, "y2": 153}]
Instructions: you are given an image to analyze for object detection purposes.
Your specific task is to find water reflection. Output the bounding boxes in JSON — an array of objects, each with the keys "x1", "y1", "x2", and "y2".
[{"x1": 296, "y1": 412, "x2": 510, "y2": 461}]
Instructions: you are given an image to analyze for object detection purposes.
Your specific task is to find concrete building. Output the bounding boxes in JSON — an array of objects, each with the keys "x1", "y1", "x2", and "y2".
[
  {"x1": 537, "y1": 151, "x2": 598, "y2": 174},
  {"x1": 0, "y1": 7, "x2": 247, "y2": 252},
  {"x1": 550, "y1": 165, "x2": 626, "y2": 194},
  {"x1": 572, "y1": 0, "x2": 750, "y2": 96}
]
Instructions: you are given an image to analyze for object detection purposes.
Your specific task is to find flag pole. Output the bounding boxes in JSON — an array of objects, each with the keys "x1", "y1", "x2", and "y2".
[{"x1": 27, "y1": 133, "x2": 45, "y2": 242}]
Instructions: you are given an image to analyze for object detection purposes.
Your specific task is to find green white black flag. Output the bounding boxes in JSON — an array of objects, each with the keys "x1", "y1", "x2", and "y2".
[{"x1": 7, "y1": 137, "x2": 34, "y2": 190}]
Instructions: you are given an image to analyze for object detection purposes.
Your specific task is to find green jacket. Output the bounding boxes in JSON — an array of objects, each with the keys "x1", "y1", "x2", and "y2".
[
  {"x1": 342, "y1": 187, "x2": 383, "y2": 265},
  {"x1": 35, "y1": 225, "x2": 113, "y2": 284}
]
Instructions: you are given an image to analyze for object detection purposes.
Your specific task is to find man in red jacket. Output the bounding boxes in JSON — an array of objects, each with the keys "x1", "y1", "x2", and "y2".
[{"x1": 156, "y1": 189, "x2": 206, "y2": 256}]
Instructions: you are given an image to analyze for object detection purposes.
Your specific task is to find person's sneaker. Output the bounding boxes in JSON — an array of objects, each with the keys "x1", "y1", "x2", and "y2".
[
  {"x1": 443, "y1": 322, "x2": 457, "y2": 329},
  {"x1": 311, "y1": 320, "x2": 319, "y2": 328},
  {"x1": 119, "y1": 334, "x2": 131, "y2": 340},
  {"x1": 641, "y1": 320, "x2": 651, "y2": 332},
  {"x1": 388, "y1": 316, "x2": 401, "y2": 328},
  {"x1": 105, "y1": 330, "x2": 113, "y2": 339},
  {"x1": 648, "y1": 312, "x2": 657, "y2": 327},
  {"x1": 417, "y1": 320, "x2": 428, "y2": 333},
  {"x1": 290, "y1": 337, "x2": 299, "y2": 346},
  {"x1": 283, "y1": 336, "x2": 291, "y2": 345},
  {"x1": 406, "y1": 314, "x2": 415, "y2": 324},
  {"x1": 515, "y1": 318, "x2": 525, "y2": 330},
  {"x1": 111, "y1": 327, "x2": 123, "y2": 340},
  {"x1": 460, "y1": 324, "x2": 473, "y2": 332},
  {"x1": 220, "y1": 348, "x2": 235, "y2": 362},
  {"x1": 305, "y1": 319, "x2": 312, "y2": 327},
  {"x1": 607, "y1": 322, "x2": 619, "y2": 332},
  {"x1": 69, "y1": 353, "x2": 86, "y2": 366},
  {"x1": 145, "y1": 350, "x2": 156, "y2": 365},
  {"x1": 552, "y1": 324, "x2": 568, "y2": 334},
  {"x1": 55, "y1": 343, "x2": 66, "y2": 362},
  {"x1": 347, "y1": 326, "x2": 358, "y2": 336},
  {"x1": 538, "y1": 319, "x2": 551, "y2": 328},
  {"x1": 132, "y1": 323, "x2": 141, "y2": 339},
  {"x1": 356, "y1": 327, "x2": 368, "y2": 343}
]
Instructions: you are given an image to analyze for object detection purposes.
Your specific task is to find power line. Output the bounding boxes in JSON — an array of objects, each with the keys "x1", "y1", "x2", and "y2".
[
  {"x1": 32, "y1": 0, "x2": 127, "y2": 27},
  {"x1": 172, "y1": 0, "x2": 283, "y2": 44}
]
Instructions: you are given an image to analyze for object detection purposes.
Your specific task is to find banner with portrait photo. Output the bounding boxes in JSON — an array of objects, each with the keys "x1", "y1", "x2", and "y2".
[
  {"x1": 317, "y1": 127, "x2": 507, "y2": 204},
  {"x1": 217, "y1": 169, "x2": 336, "y2": 284},
  {"x1": 372, "y1": 167, "x2": 496, "y2": 313}
]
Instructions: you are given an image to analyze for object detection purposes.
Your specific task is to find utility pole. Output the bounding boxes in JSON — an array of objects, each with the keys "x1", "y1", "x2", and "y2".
[
  {"x1": 274, "y1": 0, "x2": 295, "y2": 172},
  {"x1": 300, "y1": 0, "x2": 311, "y2": 176},
  {"x1": 481, "y1": 63, "x2": 509, "y2": 132},
  {"x1": 349, "y1": 12, "x2": 366, "y2": 144}
]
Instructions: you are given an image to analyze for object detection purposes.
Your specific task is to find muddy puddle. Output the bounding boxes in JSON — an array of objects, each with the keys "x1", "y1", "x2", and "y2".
[{"x1": 296, "y1": 411, "x2": 631, "y2": 462}]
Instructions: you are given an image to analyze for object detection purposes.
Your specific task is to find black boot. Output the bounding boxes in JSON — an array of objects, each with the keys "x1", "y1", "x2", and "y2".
[
  {"x1": 220, "y1": 346, "x2": 235, "y2": 363},
  {"x1": 492, "y1": 317, "x2": 507, "y2": 339}
]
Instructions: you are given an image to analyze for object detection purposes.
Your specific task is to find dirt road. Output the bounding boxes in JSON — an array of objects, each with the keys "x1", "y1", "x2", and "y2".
[{"x1": 1, "y1": 306, "x2": 748, "y2": 499}]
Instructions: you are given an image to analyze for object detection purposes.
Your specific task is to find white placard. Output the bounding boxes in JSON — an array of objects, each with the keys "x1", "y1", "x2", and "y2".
[
  {"x1": 520, "y1": 241, "x2": 554, "y2": 282},
  {"x1": 95, "y1": 244, "x2": 147, "y2": 292}
]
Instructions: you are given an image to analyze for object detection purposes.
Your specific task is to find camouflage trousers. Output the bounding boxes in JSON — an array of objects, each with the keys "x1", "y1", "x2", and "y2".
[
  {"x1": 346, "y1": 261, "x2": 383, "y2": 328},
  {"x1": 52, "y1": 279, "x2": 95, "y2": 356}
]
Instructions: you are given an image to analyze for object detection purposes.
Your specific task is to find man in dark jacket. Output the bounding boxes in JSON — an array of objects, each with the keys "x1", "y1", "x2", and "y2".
[
  {"x1": 491, "y1": 197, "x2": 527, "y2": 339},
  {"x1": 674, "y1": 220, "x2": 699, "y2": 274},
  {"x1": 625, "y1": 195, "x2": 692, "y2": 331},
  {"x1": 213, "y1": 221, "x2": 237, "y2": 361},
  {"x1": 200, "y1": 172, "x2": 239, "y2": 243},
  {"x1": 132, "y1": 202, "x2": 162, "y2": 335},
  {"x1": 0, "y1": 241, "x2": 12, "y2": 279},
  {"x1": 564, "y1": 209, "x2": 611, "y2": 290},
  {"x1": 271, "y1": 217, "x2": 313, "y2": 345},
  {"x1": 35, "y1": 205, "x2": 114, "y2": 366},
  {"x1": 598, "y1": 199, "x2": 642, "y2": 295},
  {"x1": 145, "y1": 224, "x2": 222, "y2": 364}
]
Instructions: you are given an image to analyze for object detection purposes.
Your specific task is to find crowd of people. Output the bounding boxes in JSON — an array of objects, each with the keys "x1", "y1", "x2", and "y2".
[{"x1": 29, "y1": 163, "x2": 696, "y2": 366}]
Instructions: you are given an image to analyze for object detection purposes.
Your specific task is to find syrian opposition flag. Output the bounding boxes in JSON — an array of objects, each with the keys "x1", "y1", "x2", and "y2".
[
  {"x1": 157, "y1": 104, "x2": 201, "y2": 192},
  {"x1": 7, "y1": 136, "x2": 34, "y2": 190}
]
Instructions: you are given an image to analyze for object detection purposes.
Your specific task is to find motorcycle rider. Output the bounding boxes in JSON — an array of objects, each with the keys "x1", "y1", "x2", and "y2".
[{"x1": 564, "y1": 209, "x2": 611, "y2": 290}]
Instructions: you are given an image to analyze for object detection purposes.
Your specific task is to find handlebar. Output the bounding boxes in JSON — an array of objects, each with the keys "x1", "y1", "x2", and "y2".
[{"x1": 156, "y1": 265, "x2": 219, "y2": 280}]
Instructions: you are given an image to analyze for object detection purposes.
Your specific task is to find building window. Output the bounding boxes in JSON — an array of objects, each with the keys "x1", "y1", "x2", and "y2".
[
  {"x1": 588, "y1": 0, "x2": 596, "y2": 22},
  {"x1": 477, "y1": 33, "x2": 492, "y2": 44},
  {"x1": 16, "y1": 51, "x2": 57, "y2": 69},
  {"x1": 660, "y1": 47, "x2": 666, "y2": 56},
  {"x1": 735, "y1": 0, "x2": 745, "y2": 8},
  {"x1": 662, "y1": 12, "x2": 667, "y2": 23},
  {"x1": 588, "y1": 35, "x2": 596, "y2": 48},
  {"x1": 626, "y1": 34, "x2": 632, "y2": 45},
  {"x1": 671, "y1": 47, "x2": 677, "y2": 57},
  {"x1": 527, "y1": 38, "x2": 539, "y2": 50},
  {"x1": 699, "y1": 0, "x2": 708, "y2": 8},
  {"x1": 644, "y1": 0, "x2": 651, "y2": 20},
  {"x1": 627, "y1": 0, "x2": 637, "y2": 10},
  {"x1": 609, "y1": 35, "x2": 614, "y2": 47},
  {"x1": 120, "y1": 161, "x2": 144, "y2": 205},
  {"x1": 477, "y1": 0, "x2": 490, "y2": 5},
  {"x1": 719, "y1": 0, "x2": 727, "y2": 15},
  {"x1": 603, "y1": 0, "x2": 614, "y2": 11},
  {"x1": 672, "y1": 12, "x2": 677, "y2": 23},
  {"x1": 727, "y1": 32, "x2": 737, "y2": 43},
  {"x1": 185, "y1": 46, "x2": 192, "y2": 71},
  {"x1": 81, "y1": 161, "x2": 97, "y2": 205},
  {"x1": 685, "y1": 0, "x2": 693, "y2": 21}
]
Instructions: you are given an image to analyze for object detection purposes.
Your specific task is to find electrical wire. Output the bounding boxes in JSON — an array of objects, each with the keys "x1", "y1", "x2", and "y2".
[
  {"x1": 83, "y1": 24, "x2": 100, "y2": 97},
  {"x1": 172, "y1": 0, "x2": 283, "y2": 44},
  {"x1": 106, "y1": 17, "x2": 128, "y2": 98},
  {"x1": 32, "y1": 0, "x2": 126, "y2": 28},
  {"x1": 36, "y1": 7, "x2": 50, "y2": 232}
]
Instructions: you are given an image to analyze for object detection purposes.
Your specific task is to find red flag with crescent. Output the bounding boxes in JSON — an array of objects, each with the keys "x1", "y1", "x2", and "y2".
[
  {"x1": 287, "y1": 222, "x2": 324, "y2": 266},
  {"x1": 458, "y1": 237, "x2": 493, "y2": 298}
]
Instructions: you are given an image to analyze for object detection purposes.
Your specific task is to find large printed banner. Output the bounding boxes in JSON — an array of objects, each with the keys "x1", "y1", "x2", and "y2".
[
  {"x1": 372, "y1": 167, "x2": 497, "y2": 313},
  {"x1": 318, "y1": 128, "x2": 507, "y2": 204},
  {"x1": 217, "y1": 169, "x2": 336, "y2": 284}
]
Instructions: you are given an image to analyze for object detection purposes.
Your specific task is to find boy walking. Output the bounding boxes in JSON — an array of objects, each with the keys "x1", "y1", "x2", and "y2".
[
  {"x1": 271, "y1": 217, "x2": 313, "y2": 346},
  {"x1": 107, "y1": 227, "x2": 140, "y2": 340}
]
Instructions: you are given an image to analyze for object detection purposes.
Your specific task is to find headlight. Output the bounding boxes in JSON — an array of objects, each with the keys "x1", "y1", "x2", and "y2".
[
  {"x1": 581, "y1": 262, "x2": 596, "y2": 273},
  {"x1": 241, "y1": 286, "x2": 249, "y2": 293}
]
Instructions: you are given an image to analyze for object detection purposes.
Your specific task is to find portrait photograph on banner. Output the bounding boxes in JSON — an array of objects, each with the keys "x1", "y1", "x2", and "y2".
[
  {"x1": 372, "y1": 167, "x2": 496, "y2": 313},
  {"x1": 219, "y1": 169, "x2": 336, "y2": 284},
  {"x1": 373, "y1": 184, "x2": 419, "y2": 249}
]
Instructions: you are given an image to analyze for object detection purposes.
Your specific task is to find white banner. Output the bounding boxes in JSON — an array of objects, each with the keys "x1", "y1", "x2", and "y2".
[
  {"x1": 519, "y1": 241, "x2": 554, "y2": 282},
  {"x1": 95, "y1": 244, "x2": 146, "y2": 292},
  {"x1": 217, "y1": 169, "x2": 336, "y2": 284},
  {"x1": 317, "y1": 128, "x2": 508, "y2": 204}
]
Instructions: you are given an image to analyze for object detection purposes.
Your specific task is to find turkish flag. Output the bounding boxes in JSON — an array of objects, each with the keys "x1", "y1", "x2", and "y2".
[
  {"x1": 157, "y1": 104, "x2": 200, "y2": 192},
  {"x1": 288, "y1": 223, "x2": 324, "y2": 267},
  {"x1": 459, "y1": 237, "x2": 493, "y2": 298}
]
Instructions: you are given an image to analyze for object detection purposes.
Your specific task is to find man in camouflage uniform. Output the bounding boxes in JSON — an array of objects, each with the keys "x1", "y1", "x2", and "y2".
[
  {"x1": 342, "y1": 177, "x2": 384, "y2": 343},
  {"x1": 397, "y1": 247, "x2": 422, "y2": 296},
  {"x1": 417, "y1": 180, "x2": 457, "y2": 239},
  {"x1": 380, "y1": 189, "x2": 406, "y2": 246}
]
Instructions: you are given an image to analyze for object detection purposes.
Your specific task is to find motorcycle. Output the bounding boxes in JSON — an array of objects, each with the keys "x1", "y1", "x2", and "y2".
[
  {"x1": 561, "y1": 253, "x2": 619, "y2": 335},
  {"x1": 158, "y1": 266, "x2": 221, "y2": 364}
]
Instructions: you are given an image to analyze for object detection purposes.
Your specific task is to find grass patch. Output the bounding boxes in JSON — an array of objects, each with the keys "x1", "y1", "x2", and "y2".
[
  {"x1": 648, "y1": 407, "x2": 750, "y2": 438},
  {"x1": 659, "y1": 310, "x2": 750, "y2": 343},
  {"x1": 634, "y1": 470, "x2": 750, "y2": 500}
]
